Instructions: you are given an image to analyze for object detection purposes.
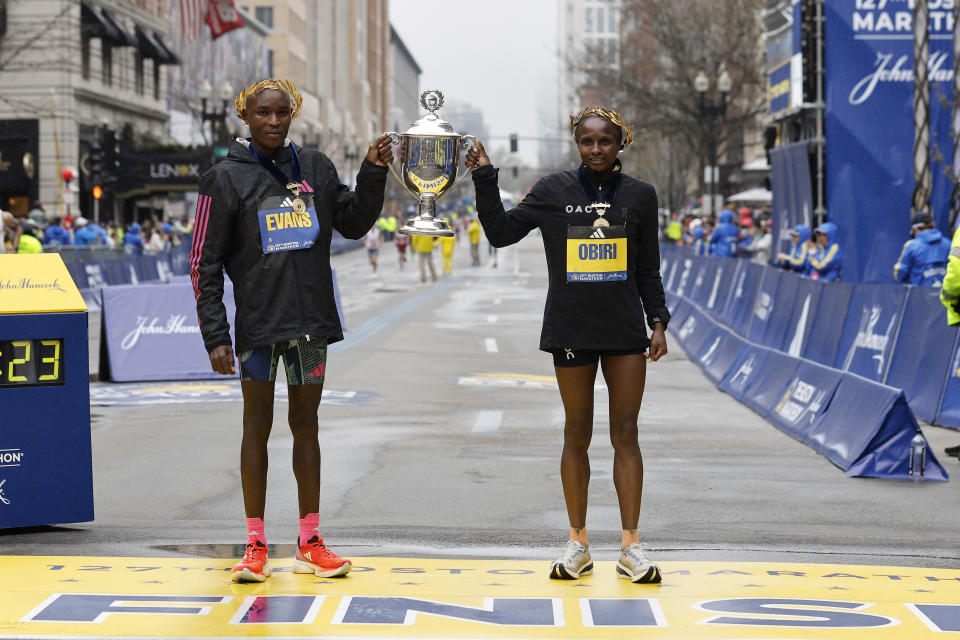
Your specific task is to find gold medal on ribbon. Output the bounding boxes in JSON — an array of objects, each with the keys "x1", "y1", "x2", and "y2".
[
  {"x1": 287, "y1": 182, "x2": 307, "y2": 214},
  {"x1": 591, "y1": 202, "x2": 611, "y2": 228}
]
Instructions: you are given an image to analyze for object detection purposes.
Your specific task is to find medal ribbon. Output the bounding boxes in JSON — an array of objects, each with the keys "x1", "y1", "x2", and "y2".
[
  {"x1": 577, "y1": 159, "x2": 622, "y2": 207},
  {"x1": 248, "y1": 141, "x2": 303, "y2": 192}
]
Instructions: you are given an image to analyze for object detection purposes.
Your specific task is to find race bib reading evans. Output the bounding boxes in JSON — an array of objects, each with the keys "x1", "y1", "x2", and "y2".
[
  {"x1": 257, "y1": 194, "x2": 319, "y2": 253},
  {"x1": 566, "y1": 225, "x2": 628, "y2": 282}
]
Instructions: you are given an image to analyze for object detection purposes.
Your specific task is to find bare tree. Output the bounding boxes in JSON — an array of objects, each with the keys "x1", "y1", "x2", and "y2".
[{"x1": 580, "y1": 0, "x2": 766, "y2": 210}]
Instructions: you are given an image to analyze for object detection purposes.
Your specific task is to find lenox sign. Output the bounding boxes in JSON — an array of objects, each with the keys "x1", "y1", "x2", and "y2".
[{"x1": 149, "y1": 163, "x2": 200, "y2": 179}]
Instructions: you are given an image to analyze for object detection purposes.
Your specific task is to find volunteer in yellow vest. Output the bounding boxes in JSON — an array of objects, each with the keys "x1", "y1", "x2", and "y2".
[
  {"x1": 941, "y1": 224, "x2": 960, "y2": 326},
  {"x1": 412, "y1": 233, "x2": 438, "y2": 283},
  {"x1": 665, "y1": 217, "x2": 683, "y2": 244},
  {"x1": 468, "y1": 216, "x2": 482, "y2": 266},
  {"x1": 17, "y1": 220, "x2": 43, "y2": 253},
  {"x1": 466, "y1": 106, "x2": 669, "y2": 585},
  {"x1": 440, "y1": 221, "x2": 456, "y2": 275}
]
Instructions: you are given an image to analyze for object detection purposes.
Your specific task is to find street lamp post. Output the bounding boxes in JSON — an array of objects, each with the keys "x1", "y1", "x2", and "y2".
[
  {"x1": 198, "y1": 80, "x2": 233, "y2": 144},
  {"x1": 695, "y1": 69, "x2": 731, "y2": 220}
]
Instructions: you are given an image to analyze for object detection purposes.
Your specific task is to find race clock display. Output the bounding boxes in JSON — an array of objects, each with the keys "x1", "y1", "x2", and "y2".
[
  {"x1": 0, "y1": 338, "x2": 64, "y2": 387},
  {"x1": 0, "y1": 253, "x2": 92, "y2": 530}
]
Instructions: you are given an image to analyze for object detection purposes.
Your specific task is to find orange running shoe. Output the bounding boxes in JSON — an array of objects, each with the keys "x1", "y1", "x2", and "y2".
[
  {"x1": 293, "y1": 535, "x2": 352, "y2": 577},
  {"x1": 232, "y1": 540, "x2": 271, "y2": 583}
]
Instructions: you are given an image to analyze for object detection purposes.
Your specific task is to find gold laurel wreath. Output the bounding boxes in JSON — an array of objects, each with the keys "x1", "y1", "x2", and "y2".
[
  {"x1": 569, "y1": 106, "x2": 635, "y2": 151},
  {"x1": 234, "y1": 78, "x2": 303, "y2": 121}
]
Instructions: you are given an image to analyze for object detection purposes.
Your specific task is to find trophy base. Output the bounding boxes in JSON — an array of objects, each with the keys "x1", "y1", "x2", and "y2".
[{"x1": 399, "y1": 217, "x2": 455, "y2": 237}]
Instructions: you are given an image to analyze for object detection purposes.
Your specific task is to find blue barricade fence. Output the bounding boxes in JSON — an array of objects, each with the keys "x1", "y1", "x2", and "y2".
[
  {"x1": 661, "y1": 245, "x2": 950, "y2": 481},
  {"x1": 886, "y1": 287, "x2": 959, "y2": 423}
]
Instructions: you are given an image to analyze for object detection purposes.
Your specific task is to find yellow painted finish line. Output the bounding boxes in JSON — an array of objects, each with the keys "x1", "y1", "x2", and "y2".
[{"x1": 1, "y1": 556, "x2": 959, "y2": 638}]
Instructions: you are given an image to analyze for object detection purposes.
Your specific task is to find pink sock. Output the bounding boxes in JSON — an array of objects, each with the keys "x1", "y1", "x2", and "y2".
[
  {"x1": 245, "y1": 517, "x2": 266, "y2": 546},
  {"x1": 299, "y1": 513, "x2": 319, "y2": 546}
]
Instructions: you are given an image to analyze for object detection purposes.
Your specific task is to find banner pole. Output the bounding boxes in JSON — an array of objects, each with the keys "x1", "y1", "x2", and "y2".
[
  {"x1": 814, "y1": 0, "x2": 826, "y2": 228},
  {"x1": 912, "y1": 0, "x2": 931, "y2": 217}
]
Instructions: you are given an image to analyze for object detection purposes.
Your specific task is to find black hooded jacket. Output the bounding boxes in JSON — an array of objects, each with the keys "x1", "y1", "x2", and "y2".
[
  {"x1": 191, "y1": 138, "x2": 387, "y2": 353},
  {"x1": 472, "y1": 164, "x2": 669, "y2": 352}
]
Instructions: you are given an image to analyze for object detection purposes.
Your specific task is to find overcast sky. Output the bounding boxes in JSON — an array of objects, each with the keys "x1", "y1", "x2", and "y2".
[{"x1": 389, "y1": 0, "x2": 562, "y2": 167}]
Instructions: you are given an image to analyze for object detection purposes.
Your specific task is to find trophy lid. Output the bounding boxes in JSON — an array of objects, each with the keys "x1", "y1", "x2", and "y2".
[{"x1": 405, "y1": 90, "x2": 458, "y2": 136}]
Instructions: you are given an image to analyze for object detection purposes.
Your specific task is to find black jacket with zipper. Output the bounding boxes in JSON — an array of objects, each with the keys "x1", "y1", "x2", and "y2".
[
  {"x1": 472, "y1": 164, "x2": 669, "y2": 352},
  {"x1": 191, "y1": 138, "x2": 387, "y2": 354}
]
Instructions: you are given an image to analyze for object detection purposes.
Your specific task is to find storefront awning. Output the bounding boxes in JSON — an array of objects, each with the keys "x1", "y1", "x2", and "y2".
[
  {"x1": 80, "y1": 2, "x2": 122, "y2": 44},
  {"x1": 100, "y1": 9, "x2": 138, "y2": 47},
  {"x1": 135, "y1": 26, "x2": 180, "y2": 65}
]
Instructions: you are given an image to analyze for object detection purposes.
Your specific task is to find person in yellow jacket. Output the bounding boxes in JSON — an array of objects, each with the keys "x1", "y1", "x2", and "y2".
[
  {"x1": 468, "y1": 217, "x2": 482, "y2": 266},
  {"x1": 17, "y1": 221, "x2": 43, "y2": 253},
  {"x1": 440, "y1": 231, "x2": 456, "y2": 276},
  {"x1": 412, "y1": 233, "x2": 438, "y2": 283},
  {"x1": 941, "y1": 224, "x2": 960, "y2": 459},
  {"x1": 941, "y1": 224, "x2": 960, "y2": 326}
]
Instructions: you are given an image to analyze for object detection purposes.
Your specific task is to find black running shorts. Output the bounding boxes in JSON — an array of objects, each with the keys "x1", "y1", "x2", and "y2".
[{"x1": 551, "y1": 347, "x2": 647, "y2": 368}]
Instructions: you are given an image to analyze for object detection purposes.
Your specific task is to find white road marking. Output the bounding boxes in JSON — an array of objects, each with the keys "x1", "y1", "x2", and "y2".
[
  {"x1": 487, "y1": 315, "x2": 498, "y2": 324},
  {"x1": 494, "y1": 298, "x2": 502, "y2": 305},
  {"x1": 472, "y1": 410, "x2": 504, "y2": 434},
  {"x1": 485, "y1": 338, "x2": 499, "y2": 353}
]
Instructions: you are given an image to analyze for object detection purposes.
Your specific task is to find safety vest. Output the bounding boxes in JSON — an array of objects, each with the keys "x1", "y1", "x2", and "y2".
[{"x1": 941, "y1": 225, "x2": 960, "y2": 326}]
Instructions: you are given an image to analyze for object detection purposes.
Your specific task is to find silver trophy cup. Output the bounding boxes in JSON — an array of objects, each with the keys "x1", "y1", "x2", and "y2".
[{"x1": 386, "y1": 90, "x2": 477, "y2": 237}]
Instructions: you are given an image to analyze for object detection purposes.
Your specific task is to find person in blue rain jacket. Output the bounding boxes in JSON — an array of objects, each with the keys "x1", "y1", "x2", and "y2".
[
  {"x1": 691, "y1": 226, "x2": 708, "y2": 256},
  {"x1": 893, "y1": 213, "x2": 951, "y2": 288},
  {"x1": 777, "y1": 224, "x2": 812, "y2": 273},
  {"x1": 807, "y1": 221, "x2": 842, "y2": 281},
  {"x1": 708, "y1": 209, "x2": 739, "y2": 257}
]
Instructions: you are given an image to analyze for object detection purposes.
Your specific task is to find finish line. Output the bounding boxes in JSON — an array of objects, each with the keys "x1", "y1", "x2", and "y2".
[{"x1": 2, "y1": 557, "x2": 960, "y2": 638}]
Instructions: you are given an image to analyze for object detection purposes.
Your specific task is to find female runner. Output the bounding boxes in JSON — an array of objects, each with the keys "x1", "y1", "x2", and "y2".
[{"x1": 465, "y1": 107, "x2": 669, "y2": 583}]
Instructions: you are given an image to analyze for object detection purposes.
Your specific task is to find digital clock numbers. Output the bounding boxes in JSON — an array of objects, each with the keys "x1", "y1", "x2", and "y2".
[{"x1": 0, "y1": 338, "x2": 64, "y2": 387}]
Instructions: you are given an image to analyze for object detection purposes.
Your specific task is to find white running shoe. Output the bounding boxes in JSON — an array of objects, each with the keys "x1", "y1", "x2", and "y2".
[
  {"x1": 549, "y1": 540, "x2": 592, "y2": 580},
  {"x1": 616, "y1": 543, "x2": 662, "y2": 583}
]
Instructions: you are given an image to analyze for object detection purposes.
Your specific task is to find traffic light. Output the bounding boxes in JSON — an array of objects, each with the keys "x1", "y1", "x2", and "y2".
[
  {"x1": 92, "y1": 185, "x2": 103, "y2": 200},
  {"x1": 102, "y1": 128, "x2": 120, "y2": 183},
  {"x1": 509, "y1": 133, "x2": 518, "y2": 153},
  {"x1": 89, "y1": 132, "x2": 104, "y2": 182}
]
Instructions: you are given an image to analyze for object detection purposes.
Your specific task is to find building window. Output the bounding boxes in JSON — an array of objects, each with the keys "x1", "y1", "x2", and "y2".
[
  {"x1": 153, "y1": 62, "x2": 160, "y2": 100},
  {"x1": 101, "y1": 41, "x2": 113, "y2": 86},
  {"x1": 81, "y1": 33, "x2": 91, "y2": 80},
  {"x1": 607, "y1": 38, "x2": 616, "y2": 64},
  {"x1": 597, "y1": 7, "x2": 605, "y2": 33},
  {"x1": 585, "y1": 7, "x2": 593, "y2": 33},
  {"x1": 609, "y1": 7, "x2": 618, "y2": 32},
  {"x1": 254, "y1": 6, "x2": 273, "y2": 27},
  {"x1": 266, "y1": 49, "x2": 274, "y2": 77},
  {"x1": 135, "y1": 53, "x2": 144, "y2": 95}
]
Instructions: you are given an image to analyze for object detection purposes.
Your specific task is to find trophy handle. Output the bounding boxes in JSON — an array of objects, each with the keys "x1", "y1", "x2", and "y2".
[
  {"x1": 453, "y1": 135, "x2": 478, "y2": 189},
  {"x1": 383, "y1": 131, "x2": 406, "y2": 188}
]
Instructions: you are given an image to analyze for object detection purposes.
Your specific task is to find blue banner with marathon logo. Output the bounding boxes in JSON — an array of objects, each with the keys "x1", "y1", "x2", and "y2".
[
  {"x1": 824, "y1": 1, "x2": 954, "y2": 282},
  {"x1": 768, "y1": 359, "x2": 843, "y2": 444},
  {"x1": 833, "y1": 284, "x2": 908, "y2": 382},
  {"x1": 701, "y1": 257, "x2": 738, "y2": 316},
  {"x1": 698, "y1": 325, "x2": 746, "y2": 385}
]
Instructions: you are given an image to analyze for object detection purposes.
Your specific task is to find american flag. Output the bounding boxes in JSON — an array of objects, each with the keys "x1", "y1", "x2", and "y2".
[{"x1": 180, "y1": 0, "x2": 208, "y2": 42}]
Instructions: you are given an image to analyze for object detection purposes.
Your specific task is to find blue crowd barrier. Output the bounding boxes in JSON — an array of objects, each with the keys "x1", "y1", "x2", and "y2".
[
  {"x1": 937, "y1": 340, "x2": 960, "y2": 428},
  {"x1": 660, "y1": 245, "x2": 950, "y2": 480},
  {"x1": 723, "y1": 262, "x2": 765, "y2": 336},
  {"x1": 700, "y1": 257, "x2": 738, "y2": 315},
  {"x1": 886, "y1": 287, "x2": 960, "y2": 423},
  {"x1": 833, "y1": 284, "x2": 908, "y2": 383},
  {"x1": 746, "y1": 267, "x2": 782, "y2": 345},
  {"x1": 781, "y1": 275, "x2": 822, "y2": 357},
  {"x1": 767, "y1": 358, "x2": 844, "y2": 444},
  {"x1": 806, "y1": 374, "x2": 947, "y2": 481},
  {"x1": 802, "y1": 281, "x2": 853, "y2": 367}
]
